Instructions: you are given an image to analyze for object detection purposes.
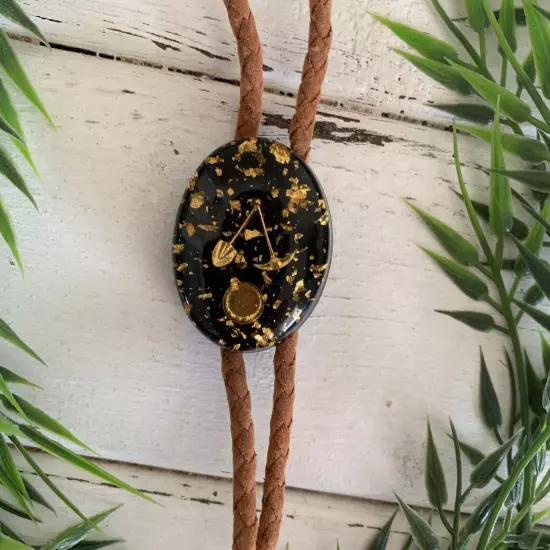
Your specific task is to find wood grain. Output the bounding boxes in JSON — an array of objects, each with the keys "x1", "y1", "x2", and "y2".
[{"x1": 0, "y1": 40, "x2": 543, "y2": 509}]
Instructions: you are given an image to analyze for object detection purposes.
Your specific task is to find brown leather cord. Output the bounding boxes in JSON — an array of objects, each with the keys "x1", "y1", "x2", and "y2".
[{"x1": 220, "y1": 1, "x2": 331, "y2": 548}]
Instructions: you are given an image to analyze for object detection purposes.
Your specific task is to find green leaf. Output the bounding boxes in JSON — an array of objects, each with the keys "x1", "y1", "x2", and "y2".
[
  {"x1": 454, "y1": 7, "x2": 526, "y2": 25},
  {"x1": 0, "y1": 496, "x2": 34, "y2": 521},
  {"x1": 0, "y1": 195, "x2": 22, "y2": 273},
  {"x1": 456, "y1": 124, "x2": 550, "y2": 164},
  {"x1": 515, "y1": 200, "x2": 550, "y2": 276},
  {"x1": 488, "y1": 169, "x2": 550, "y2": 192},
  {"x1": 435, "y1": 310, "x2": 495, "y2": 331},
  {"x1": 394, "y1": 494, "x2": 440, "y2": 550},
  {"x1": 0, "y1": 144, "x2": 36, "y2": 209},
  {"x1": 463, "y1": 488, "x2": 500, "y2": 534},
  {"x1": 525, "y1": 284, "x2": 544, "y2": 307},
  {"x1": 370, "y1": 14, "x2": 459, "y2": 62},
  {"x1": 452, "y1": 189, "x2": 529, "y2": 239},
  {"x1": 0, "y1": 464, "x2": 35, "y2": 520},
  {"x1": 400, "y1": 535, "x2": 413, "y2": 550},
  {"x1": 524, "y1": 0, "x2": 550, "y2": 100},
  {"x1": 515, "y1": 300, "x2": 550, "y2": 331},
  {"x1": 42, "y1": 506, "x2": 122, "y2": 550},
  {"x1": 470, "y1": 431, "x2": 522, "y2": 487},
  {"x1": 71, "y1": 542, "x2": 123, "y2": 550},
  {"x1": 511, "y1": 188, "x2": 550, "y2": 238},
  {"x1": 525, "y1": 351, "x2": 545, "y2": 417},
  {"x1": 19, "y1": 426, "x2": 155, "y2": 503},
  {"x1": 425, "y1": 422, "x2": 447, "y2": 508},
  {"x1": 480, "y1": 348, "x2": 502, "y2": 429},
  {"x1": 517, "y1": 51, "x2": 537, "y2": 92},
  {"x1": 449, "y1": 62, "x2": 531, "y2": 122},
  {"x1": 0, "y1": 319, "x2": 44, "y2": 365},
  {"x1": 512, "y1": 234, "x2": 550, "y2": 298},
  {"x1": 506, "y1": 469, "x2": 523, "y2": 508},
  {"x1": 0, "y1": 368, "x2": 39, "y2": 389},
  {"x1": 505, "y1": 531, "x2": 550, "y2": 549},
  {"x1": 0, "y1": 374, "x2": 28, "y2": 422},
  {"x1": 499, "y1": 0, "x2": 517, "y2": 52},
  {"x1": 466, "y1": 0, "x2": 490, "y2": 32},
  {"x1": 542, "y1": 332, "x2": 550, "y2": 374},
  {"x1": 431, "y1": 103, "x2": 495, "y2": 124},
  {"x1": 0, "y1": 524, "x2": 26, "y2": 544},
  {"x1": 421, "y1": 248, "x2": 488, "y2": 299},
  {"x1": 394, "y1": 50, "x2": 473, "y2": 95},
  {"x1": 0, "y1": 415, "x2": 22, "y2": 437},
  {"x1": 0, "y1": 434, "x2": 28, "y2": 501},
  {"x1": 406, "y1": 201, "x2": 478, "y2": 264},
  {"x1": 1, "y1": 394, "x2": 94, "y2": 453},
  {"x1": 0, "y1": 535, "x2": 33, "y2": 550},
  {"x1": 369, "y1": 509, "x2": 397, "y2": 550},
  {"x1": 456, "y1": 438, "x2": 486, "y2": 465},
  {"x1": 489, "y1": 98, "x2": 513, "y2": 234},
  {"x1": 535, "y1": 5, "x2": 550, "y2": 22},
  {"x1": 0, "y1": 80, "x2": 38, "y2": 176},
  {"x1": 11, "y1": 437, "x2": 89, "y2": 524},
  {"x1": 0, "y1": 31, "x2": 52, "y2": 125},
  {"x1": 0, "y1": 114, "x2": 23, "y2": 144},
  {"x1": 22, "y1": 477, "x2": 54, "y2": 513},
  {"x1": 0, "y1": 0, "x2": 49, "y2": 45}
]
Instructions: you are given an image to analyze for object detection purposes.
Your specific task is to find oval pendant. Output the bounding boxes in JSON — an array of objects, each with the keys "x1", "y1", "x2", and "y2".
[{"x1": 173, "y1": 137, "x2": 332, "y2": 351}]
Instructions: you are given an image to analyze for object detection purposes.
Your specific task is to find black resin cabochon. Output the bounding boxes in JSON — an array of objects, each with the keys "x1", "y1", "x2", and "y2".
[{"x1": 173, "y1": 137, "x2": 332, "y2": 352}]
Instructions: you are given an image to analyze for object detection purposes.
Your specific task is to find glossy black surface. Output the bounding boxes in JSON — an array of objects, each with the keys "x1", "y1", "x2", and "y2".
[{"x1": 173, "y1": 138, "x2": 332, "y2": 351}]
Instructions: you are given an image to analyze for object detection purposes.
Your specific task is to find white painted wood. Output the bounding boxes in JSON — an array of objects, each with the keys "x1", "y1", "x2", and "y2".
[
  {"x1": 12, "y1": 453, "x2": 417, "y2": 549},
  {"x1": 9, "y1": 0, "x2": 547, "y2": 123},
  {"x1": 0, "y1": 40, "x2": 543, "y2": 509}
]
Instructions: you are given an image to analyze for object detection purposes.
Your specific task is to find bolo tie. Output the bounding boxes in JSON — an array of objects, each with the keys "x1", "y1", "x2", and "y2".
[{"x1": 172, "y1": 0, "x2": 333, "y2": 548}]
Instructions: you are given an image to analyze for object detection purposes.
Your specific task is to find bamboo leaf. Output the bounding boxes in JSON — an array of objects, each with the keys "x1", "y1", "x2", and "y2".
[
  {"x1": 499, "y1": 0, "x2": 517, "y2": 52},
  {"x1": 480, "y1": 348, "x2": 502, "y2": 429},
  {"x1": 511, "y1": 188, "x2": 550, "y2": 237},
  {"x1": 0, "y1": 114, "x2": 23, "y2": 144},
  {"x1": 1, "y1": 394, "x2": 94, "y2": 453},
  {"x1": 0, "y1": 374, "x2": 28, "y2": 422},
  {"x1": 431, "y1": 103, "x2": 495, "y2": 124},
  {"x1": 19, "y1": 427, "x2": 155, "y2": 503},
  {"x1": 542, "y1": 332, "x2": 550, "y2": 374},
  {"x1": 72, "y1": 542, "x2": 123, "y2": 550},
  {"x1": 400, "y1": 535, "x2": 413, "y2": 550},
  {"x1": 421, "y1": 248, "x2": 488, "y2": 299},
  {"x1": 470, "y1": 431, "x2": 522, "y2": 487},
  {"x1": 0, "y1": 535, "x2": 33, "y2": 550},
  {"x1": 525, "y1": 284, "x2": 544, "y2": 307},
  {"x1": 0, "y1": 80, "x2": 38, "y2": 176},
  {"x1": 394, "y1": 494, "x2": 440, "y2": 550},
  {"x1": 0, "y1": 368, "x2": 39, "y2": 389},
  {"x1": 515, "y1": 300, "x2": 550, "y2": 331},
  {"x1": 0, "y1": 145, "x2": 36, "y2": 209},
  {"x1": 464, "y1": 488, "x2": 500, "y2": 534},
  {"x1": 369, "y1": 509, "x2": 397, "y2": 550},
  {"x1": 489, "y1": 98, "x2": 513, "y2": 234},
  {"x1": 425, "y1": 422, "x2": 447, "y2": 508},
  {"x1": 454, "y1": 7, "x2": 526, "y2": 25},
  {"x1": 22, "y1": 477, "x2": 54, "y2": 513},
  {"x1": 0, "y1": 434, "x2": 28, "y2": 502},
  {"x1": 406, "y1": 200, "x2": 478, "y2": 264},
  {"x1": 435, "y1": 310, "x2": 495, "y2": 331},
  {"x1": 370, "y1": 14, "x2": 459, "y2": 62},
  {"x1": 0, "y1": 464, "x2": 35, "y2": 520},
  {"x1": 394, "y1": 50, "x2": 473, "y2": 95},
  {"x1": 517, "y1": 51, "x2": 537, "y2": 91},
  {"x1": 525, "y1": 351, "x2": 545, "y2": 416},
  {"x1": 512, "y1": 234, "x2": 550, "y2": 298},
  {"x1": 0, "y1": 415, "x2": 23, "y2": 437},
  {"x1": 0, "y1": 526, "x2": 25, "y2": 545},
  {"x1": 0, "y1": 195, "x2": 22, "y2": 273},
  {"x1": 11, "y1": 437, "x2": 90, "y2": 524},
  {"x1": 449, "y1": 62, "x2": 531, "y2": 122},
  {"x1": 0, "y1": 319, "x2": 44, "y2": 365},
  {"x1": 0, "y1": 0, "x2": 49, "y2": 45},
  {"x1": 456, "y1": 438, "x2": 486, "y2": 465},
  {"x1": 487, "y1": 169, "x2": 550, "y2": 192},
  {"x1": 505, "y1": 531, "x2": 550, "y2": 549},
  {"x1": 506, "y1": 469, "x2": 523, "y2": 508},
  {"x1": 452, "y1": 189, "x2": 529, "y2": 239},
  {"x1": 524, "y1": 0, "x2": 550, "y2": 100},
  {"x1": 0, "y1": 496, "x2": 33, "y2": 521},
  {"x1": 466, "y1": 0, "x2": 490, "y2": 32},
  {"x1": 42, "y1": 506, "x2": 122, "y2": 550},
  {"x1": 0, "y1": 31, "x2": 52, "y2": 125},
  {"x1": 515, "y1": 199, "x2": 550, "y2": 276},
  {"x1": 457, "y1": 124, "x2": 550, "y2": 163}
]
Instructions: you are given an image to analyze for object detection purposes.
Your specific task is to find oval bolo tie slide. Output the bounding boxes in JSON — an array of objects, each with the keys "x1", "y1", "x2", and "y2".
[{"x1": 172, "y1": 137, "x2": 332, "y2": 352}]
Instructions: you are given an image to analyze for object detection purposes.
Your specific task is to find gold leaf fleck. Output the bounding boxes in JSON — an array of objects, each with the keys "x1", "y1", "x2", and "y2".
[
  {"x1": 190, "y1": 191, "x2": 205, "y2": 209},
  {"x1": 293, "y1": 160, "x2": 299, "y2": 169},
  {"x1": 188, "y1": 172, "x2": 198, "y2": 191},
  {"x1": 315, "y1": 211, "x2": 329, "y2": 226},
  {"x1": 215, "y1": 167, "x2": 223, "y2": 176},
  {"x1": 216, "y1": 189, "x2": 224, "y2": 198},
  {"x1": 252, "y1": 320, "x2": 261, "y2": 329},
  {"x1": 294, "y1": 233, "x2": 304, "y2": 242},
  {"x1": 272, "y1": 299, "x2": 282, "y2": 310},
  {"x1": 262, "y1": 271, "x2": 272, "y2": 285},
  {"x1": 262, "y1": 327, "x2": 274, "y2": 340},
  {"x1": 199, "y1": 292, "x2": 213, "y2": 300},
  {"x1": 184, "y1": 223, "x2": 196, "y2": 237},
  {"x1": 293, "y1": 279, "x2": 305, "y2": 300},
  {"x1": 269, "y1": 142, "x2": 291, "y2": 164},
  {"x1": 206, "y1": 155, "x2": 224, "y2": 164},
  {"x1": 271, "y1": 188, "x2": 279, "y2": 198},
  {"x1": 184, "y1": 303, "x2": 192, "y2": 313},
  {"x1": 228, "y1": 188, "x2": 235, "y2": 196},
  {"x1": 219, "y1": 339, "x2": 226, "y2": 345},
  {"x1": 244, "y1": 229, "x2": 262, "y2": 240},
  {"x1": 198, "y1": 223, "x2": 217, "y2": 232},
  {"x1": 233, "y1": 343, "x2": 241, "y2": 351},
  {"x1": 235, "y1": 251, "x2": 247, "y2": 268},
  {"x1": 225, "y1": 319, "x2": 234, "y2": 327},
  {"x1": 310, "y1": 263, "x2": 328, "y2": 273},
  {"x1": 289, "y1": 177, "x2": 299, "y2": 185},
  {"x1": 230, "y1": 200, "x2": 241, "y2": 212},
  {"x1": 237, "y1": 165, "x2": 264, "y2": 178},
  {"x1": 292, "y1": 309, "x2": 301, "y2": 320},
  {"x1": 282, "y1": 209, "x2": 289, "y2": 218},
  {"x1": 305, "y1": 290, "x2": 312, "y2": 298},
  {"x1": 176, "y1": 262, "x2": 188, "y2": 272},
  {"x1": 176, "y1": 280, "x2": 183, "y2": 287},
  {"x1": 238, "y1": 138, "x2": 258, "y2": 154},
  {"x1": 202, "y1": 263, "x2": 209, "y2": 269},
  {"x1": 172, "y1": 244, "x2": 185, "y2": 254},
  {"x1": 283, "y1": 168, "x2": 288, "y2": 176},
  {"x1": 223, "y1": 231, "x2": 233, "y2": 237}
]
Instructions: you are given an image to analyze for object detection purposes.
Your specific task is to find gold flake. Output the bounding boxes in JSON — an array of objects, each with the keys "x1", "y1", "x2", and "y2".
[
  {"x1": 227, "y1": 200, "x2": 240, "y2": 214},
  {"x1": 269, "y1": 142, "x2": 291, "y2": 164},
  {"x1": 206, "y1": 155, "x2": 224, "y2": 164},
  {"x1": 219, "y1": 339, "x2": 226, "y2": 345},
  {"x1": 262, "y1": 271, "x2": 272, "y2": 285},
  {"x1": 235, "y1": 251, "x2": 247, "y2": 268},
  {"x1": 294, "y1": 233, "x2": 304, "y2": 242},
  {"x1": 257, "y1": 151, "x2": 266, "y2": 165},
  {"x1": 203, "y1": 263, "x2": 209, "y2": 269},
  {"x1": 310, "y1": 263, "x2": 328, "y2": 273},
  {"x1": 292, "y1": 309, "x2": 301, "y2": 321},
  {"x1": 172, "y1": 244, "x2": 185, "y2": 254},
  {"x1": 315, "y1": 211, "x2": 329, "y2": 226},
  {"x1": 286, "y1": 268, "x2": 298, "y2": 284},
  {"x1": 315, "y1": 199, "x2": 327, "y2": 213},
  {"x1": 271, "y1": 188, "x2": 279, "y2": 198},
  {"x1": 184, "y1": 303, "x2": 192, "y2": 314},
  {"x1": 198, "y1": 223, "x2": 217, "y2": 232},
  {"x1": 262, "y1": 327, "x2": 274, "y2": 340},
  {"x1": 252, "y1": 320, "x2": 261, "y2": 329},
  {"x1": 188, "y1": 172, "x2": 198, "y2": 191},
  {"x1": 280, "y1": 222, "x2": 294, "y2": 231},
  {"x1": 293, "y1": 160, "x2": 299, "y2": 169},
  {"x1": 254, "y1": 333, "x2": 269, "y2": 347},
  {"x1": 199, "y1": 292, "x2": 213, "y2": 300},
  {"x1": 244, "y1": 229, "x2": 263, "y2": 240},
  {"x1": 282, "y1": 209, "x2": 289, "y2": 218},
  {"x1": 184, "y1": 223, "x2": 196, "y2": 237},
  {"x1": 233, "y1": 343, "x2": 241, "y2": 351},
  {"x1": 283, "y1": 168, "x2": 288, "y2": 176},
  {"x1": 272, "y1": 299, "x2": 282, "y2": 310},
  {"x1": 276, "y1": 235, "x2": 283, "y2": 246},
  {"x1": 238, "y1": 138, "x2": 258, "y2": 154},
  {"x1": 215, "y1": 167, "x2": 223, "y2": 176},
  {"x1": 313, "y1": 272, "x2": 322, "y2": 279},
  {"x1": 176, "y1": 262, "x2": 188, "y2": 272},
  {"x1": 216, "y1": 189, "x2": 224, "y2": 198},
  {"x1": 289, "y1": 177, "x2": 299, "y2": 185},
  {"x1": 190, "y1": 191, "x2": 205, "y2": 209},
  {"x1": 176, "y1": 280, "x2": 183, "y2": 287},
  {"x1": 305, "y1": 290, "x2": 312, "y2": 298},
  {"x1": 262, "y1": 294, "x2": 268, "y2": 302},
  {"x1": 309, "y1": 255, "x2": 315, "y2": 261},
  {"x1": 237, "y1": 165, "x2": 264, "y2": 178},
  {"x1": 223, "y1": 231, "x2": 233, "y2": 237},
  {"x1": 228, "y1": 188, "x2": 235, "y2": 196},
  {"x1": 226, "y1": 319, "x2": 234, "y2": 327},
  {"x1": 293, "y1": 279, "x2": 305, "y2": 300}
]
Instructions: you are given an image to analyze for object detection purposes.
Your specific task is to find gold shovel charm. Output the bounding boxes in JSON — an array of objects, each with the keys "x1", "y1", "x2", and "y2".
[{"x1": 212, "y1": 199, "x2": 295, "y2": 271}]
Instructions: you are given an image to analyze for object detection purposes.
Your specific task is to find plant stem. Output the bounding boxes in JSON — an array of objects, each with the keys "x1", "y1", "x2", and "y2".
[
  {"x1": 479, "y1": 29, "x2": 487, "y2": 64},
  {"x1": 438, "y1": 504, "x2": 454, "y2": 537},
  {"x1": 528, "y1": 115, "x2": 550, "y2": 134},
  {"x1": 486, "y1": 296, "x2": 504, "y2": 314},
  {"x1": 495, "y1": 237, "x2": 504, "y2": 269},
  {"x1": 508, "y1": 272, "x2": 522, "y2": 300},
  {"x1": 450, "y1": 422, "x2": 462, "y2": 550},
  {"x1": 479, "y1": 427, "x2": 550, "y2": 550},
  {"x1": 460, "y1": 484, "x2": 473, "y2": 504},
  {"x1": 477, "y1": 263, "x2": 494, "y2": 281},
  {"x1": 500, "y1": 60, "x2": 508, "y2": 88},
  {"x1": 493, "y1": 324, "x2": 510, "y2": 336},
  {"x1": 493, "y1": 427, "x2": 504, "y2": 445},
  {"x1": 506, "y1": 350, "x2": 518, "y2": 474}
]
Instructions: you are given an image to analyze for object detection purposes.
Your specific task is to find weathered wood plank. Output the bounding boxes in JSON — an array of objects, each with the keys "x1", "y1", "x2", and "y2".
[{"x1": 0, "y1": 41, "x2": 540, "y2": 506}]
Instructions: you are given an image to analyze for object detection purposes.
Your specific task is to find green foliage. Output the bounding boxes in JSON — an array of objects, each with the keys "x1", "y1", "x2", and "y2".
[
  {"x1": 370, "y1": 1, "x2": 550, "y2": 546},
  {"x1": 369, "y1": 510, "x2": 397, "y2": 550},
  {"x1": 394, "y1": 494, "x2": 440, "y2": 550}
]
